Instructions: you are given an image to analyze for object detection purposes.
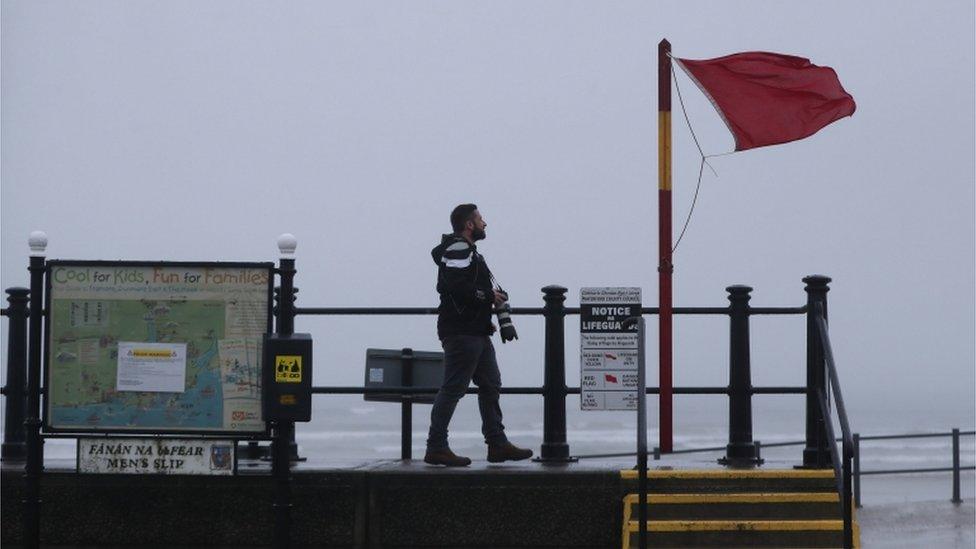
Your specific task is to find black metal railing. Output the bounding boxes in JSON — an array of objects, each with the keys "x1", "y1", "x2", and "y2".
[
  {"x1": 576, "y1": 430, "x2": 975, "y2": 506},
  {"x1": 295, "y1": 288, "x2": 810, "y2": 465},
  {"x1": 4, "y1": 250, "x2": 973, "y2": 549},
  {"x1": 0, "y1": 247, "x2": 854, "y2": 549},
  {"x1": 1, "y1": 276, "x2": 822, "y2": 467},
  {"x1": 290, "y1": 275, "x2": 856, "y2": 548},
  {"x1": 853, "y1": 429, "x2": 975, "y2": 506},
  {"x1": 813, "y1": 300, "x2": 855, "y2": 549}
]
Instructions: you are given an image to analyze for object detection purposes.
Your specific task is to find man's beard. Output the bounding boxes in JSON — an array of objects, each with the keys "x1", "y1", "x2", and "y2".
[{"x1": 472, "y1": 227, "x2": 486, "y2": 241}]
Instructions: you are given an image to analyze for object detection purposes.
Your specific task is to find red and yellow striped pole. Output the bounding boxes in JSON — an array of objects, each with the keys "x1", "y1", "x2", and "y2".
[{"x1": 658, "y1": 39, "x2": 674, "y2": 453}]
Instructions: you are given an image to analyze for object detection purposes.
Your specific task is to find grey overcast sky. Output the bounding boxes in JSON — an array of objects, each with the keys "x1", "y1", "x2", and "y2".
[{"x1": 2, "y1": 2, "x2": 974, "y2": 427}]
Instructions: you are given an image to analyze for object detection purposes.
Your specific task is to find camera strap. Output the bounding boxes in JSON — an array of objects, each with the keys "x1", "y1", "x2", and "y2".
[{"x1": 485, "y1": 265, "x2": 505, "y2": 294}]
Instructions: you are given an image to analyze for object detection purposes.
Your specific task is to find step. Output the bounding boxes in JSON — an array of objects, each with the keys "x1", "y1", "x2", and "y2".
[
  {"x1": 620, "y1": 468, "x2": 837, "y2": 493},
  {"x1": 622, "y1": 519, "x2": 860, "y2": 548},
  {"x1": 623, "y1": 492, "x2": 841, "y2": 521},
  {"x1": 620, "y1": 469, "x2": 837, "y2": 479}
]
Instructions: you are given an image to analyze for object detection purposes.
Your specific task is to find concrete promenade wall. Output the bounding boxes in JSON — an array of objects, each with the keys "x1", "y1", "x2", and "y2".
[{"x1": 1, "y1": 460, "x2": 624, "y2": 548}]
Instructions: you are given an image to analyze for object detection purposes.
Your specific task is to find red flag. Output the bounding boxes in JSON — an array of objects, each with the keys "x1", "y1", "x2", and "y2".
[
  {"x1": 675, "y1": 52, "x2": 855, "y2": 151},
  {"x1": 605, "y1": 374, "x2": 618, "y2": 384}
]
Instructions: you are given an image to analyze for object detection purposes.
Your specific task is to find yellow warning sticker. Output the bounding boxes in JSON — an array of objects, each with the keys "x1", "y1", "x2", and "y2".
[
  {"x1": 275, "y1": 355, "x2": 302, "y2": 383},
  {"x1": 132, "y1": 349, "x2": 177, "y2": 358}
]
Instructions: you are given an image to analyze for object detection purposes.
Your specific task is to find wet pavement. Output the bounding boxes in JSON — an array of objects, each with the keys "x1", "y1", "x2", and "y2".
[{"x1": 858, "y1": 500, "x2": 975, "y2": 548}]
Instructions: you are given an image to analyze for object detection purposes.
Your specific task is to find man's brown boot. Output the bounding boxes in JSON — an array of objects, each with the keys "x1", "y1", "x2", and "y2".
[
  {"x1": 487, "y1": 441, "x2": 534, "y2": 463},
  {"x1": 424, "y1": 447, "x2": 472, "y2": 467}
]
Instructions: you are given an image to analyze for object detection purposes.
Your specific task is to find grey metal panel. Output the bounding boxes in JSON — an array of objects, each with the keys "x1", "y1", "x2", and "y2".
[{"x1": 364, "y1": 348, "x2": 444, "y2": 404}]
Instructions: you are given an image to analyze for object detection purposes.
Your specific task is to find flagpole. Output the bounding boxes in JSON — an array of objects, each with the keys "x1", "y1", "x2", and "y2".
[{"x1": 658, "y1": 38, "x2": 674, "y2": 454}]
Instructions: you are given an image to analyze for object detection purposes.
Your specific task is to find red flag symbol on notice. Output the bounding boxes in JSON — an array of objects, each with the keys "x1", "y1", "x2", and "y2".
[
  {"x1": 605, "y1": 374, "x2": 618, "y2": 384},
  {"x1": 675, "y1": 52, "x2": 855, "y2": 151}
]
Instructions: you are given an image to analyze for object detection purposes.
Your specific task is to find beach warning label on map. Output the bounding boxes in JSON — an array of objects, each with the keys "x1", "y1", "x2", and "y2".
[
  {"x1": 116, "y1": 342, "x2": 187, "y2": 393},
  {"x1": 580, "y1": 287, "x2": 641, "y2": 411}
]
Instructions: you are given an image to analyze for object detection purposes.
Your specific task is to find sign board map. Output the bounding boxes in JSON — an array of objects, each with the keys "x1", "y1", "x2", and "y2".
[
  {"x1": 45, "y1": 262, "x2": 272, "y2": 434},
  {"x1": 580, "y1": 287, "x2": 641, "y2": 411}
]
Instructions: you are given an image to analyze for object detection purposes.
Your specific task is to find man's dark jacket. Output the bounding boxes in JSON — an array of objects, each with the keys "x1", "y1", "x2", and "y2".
[{"x1": 431, "y1": 234, "x2": 495, "y2": 339}]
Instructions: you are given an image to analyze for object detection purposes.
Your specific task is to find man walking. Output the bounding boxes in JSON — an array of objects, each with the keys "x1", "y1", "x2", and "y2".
[{"x1": 424, "y1": 204, "x2": 534, "y2": 466}]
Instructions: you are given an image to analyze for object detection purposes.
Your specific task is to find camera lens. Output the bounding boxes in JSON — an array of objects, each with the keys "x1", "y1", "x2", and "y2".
[{"x1": 495, "y1": 301, "x2": 518, "y2": 342}]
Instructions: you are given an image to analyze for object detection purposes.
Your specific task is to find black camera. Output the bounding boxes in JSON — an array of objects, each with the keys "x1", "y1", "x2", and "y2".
[{"x1": 494, "y1": 291, "x2": 518, "y2": 343}]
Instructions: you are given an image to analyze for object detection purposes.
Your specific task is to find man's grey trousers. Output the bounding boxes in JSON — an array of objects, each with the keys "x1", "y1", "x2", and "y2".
[{"x1": 426, "y1": 335, "x2": 508, "y2": 451}]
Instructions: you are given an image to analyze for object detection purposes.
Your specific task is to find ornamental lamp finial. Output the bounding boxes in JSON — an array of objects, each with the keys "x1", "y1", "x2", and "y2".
[{"x1": 277, "y1": 233, "x2": 297, "y2": 258}]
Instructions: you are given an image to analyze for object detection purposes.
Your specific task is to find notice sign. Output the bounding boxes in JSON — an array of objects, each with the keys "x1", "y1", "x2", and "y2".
[
  {"x1": 116, "y1": 342, "x2": 187, "y2": 393},
  {"x1": 580, "y1": 287, "x2": 641, "y2": 410},
  {"x1": 78, "y1": 437, "x2": 235, "y2": 475}
]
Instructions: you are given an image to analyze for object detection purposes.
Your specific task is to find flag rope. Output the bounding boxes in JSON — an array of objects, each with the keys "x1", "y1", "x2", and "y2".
[
  {"x1": 671, "y1": 156, "x2": 706, "y2": 254},
  {"x1": 669, "y1": 54, "x2": 717, "y2": 173},
  {"x1": 669, "y1": 58, "x2": 724, "y2": 253}
]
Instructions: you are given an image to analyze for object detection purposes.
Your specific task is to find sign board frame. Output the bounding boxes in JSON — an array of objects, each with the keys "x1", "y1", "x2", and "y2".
[{"x1": 43, "y1": 260, "x2": 274, "y2": 436}]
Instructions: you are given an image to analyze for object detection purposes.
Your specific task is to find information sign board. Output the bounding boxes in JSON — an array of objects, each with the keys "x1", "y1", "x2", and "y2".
[
  {"x1": 580, "y1": 287, "x2": 642, "y2": 410},
  {"x1": 44, "y1": 261, "x2": 273, "y2": 434}
]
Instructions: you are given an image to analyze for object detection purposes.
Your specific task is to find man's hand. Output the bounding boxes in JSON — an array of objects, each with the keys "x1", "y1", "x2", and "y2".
[{"x1": 493, "y1": 289, "x2": 508, "y2": 306}]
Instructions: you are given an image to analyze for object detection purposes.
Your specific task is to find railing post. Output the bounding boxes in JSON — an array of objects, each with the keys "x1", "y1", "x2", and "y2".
[
  {"x1": 240, "y1": 286, "x2": 286, "y2": 462},
  {"x1": 25, "y1": 231, "x2": 47, "y2": 549},
  {"x1": 2, "y1": 287, "x2": 30, "y2": 462},
  {"x1": 272, "y1": 419, "x2": 294, "y2": 549},
  {"x1": 400, "y1": 348, "x2": 414, "y2": 460},
  {"x1": 842, "y1": 444, "x2": 854, "y2": 549},
  {"x1": 272, "y1": 233, "x2": 297, "y2": 549},
  {"x1": 952, "y1": 427, "x2": 961, "y2": 504},
  {"x1": 802, "y1": 275, "x2": 832, "y2": 468},
  {"x1": 278, "y1": 239, "x2": 296, "y2": 336},
  {"x1": 720, "y1": 285, "x2": 762, "y2": 467},
  {"x1": 273, "y1": 286, "x2": 281, "y2": 326},
  {"x1": 628, "y1": 316, "x2": 648, "y2": 549},
  {"x1": 273, "y1": 281, "x2": 303, "y2": 462},
  {"x1": 853, "y1": 433, "x2": 862, "y2": 508},
  {"x1": 536, "y1": 285, "x2": 574, "y2": 463}
]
